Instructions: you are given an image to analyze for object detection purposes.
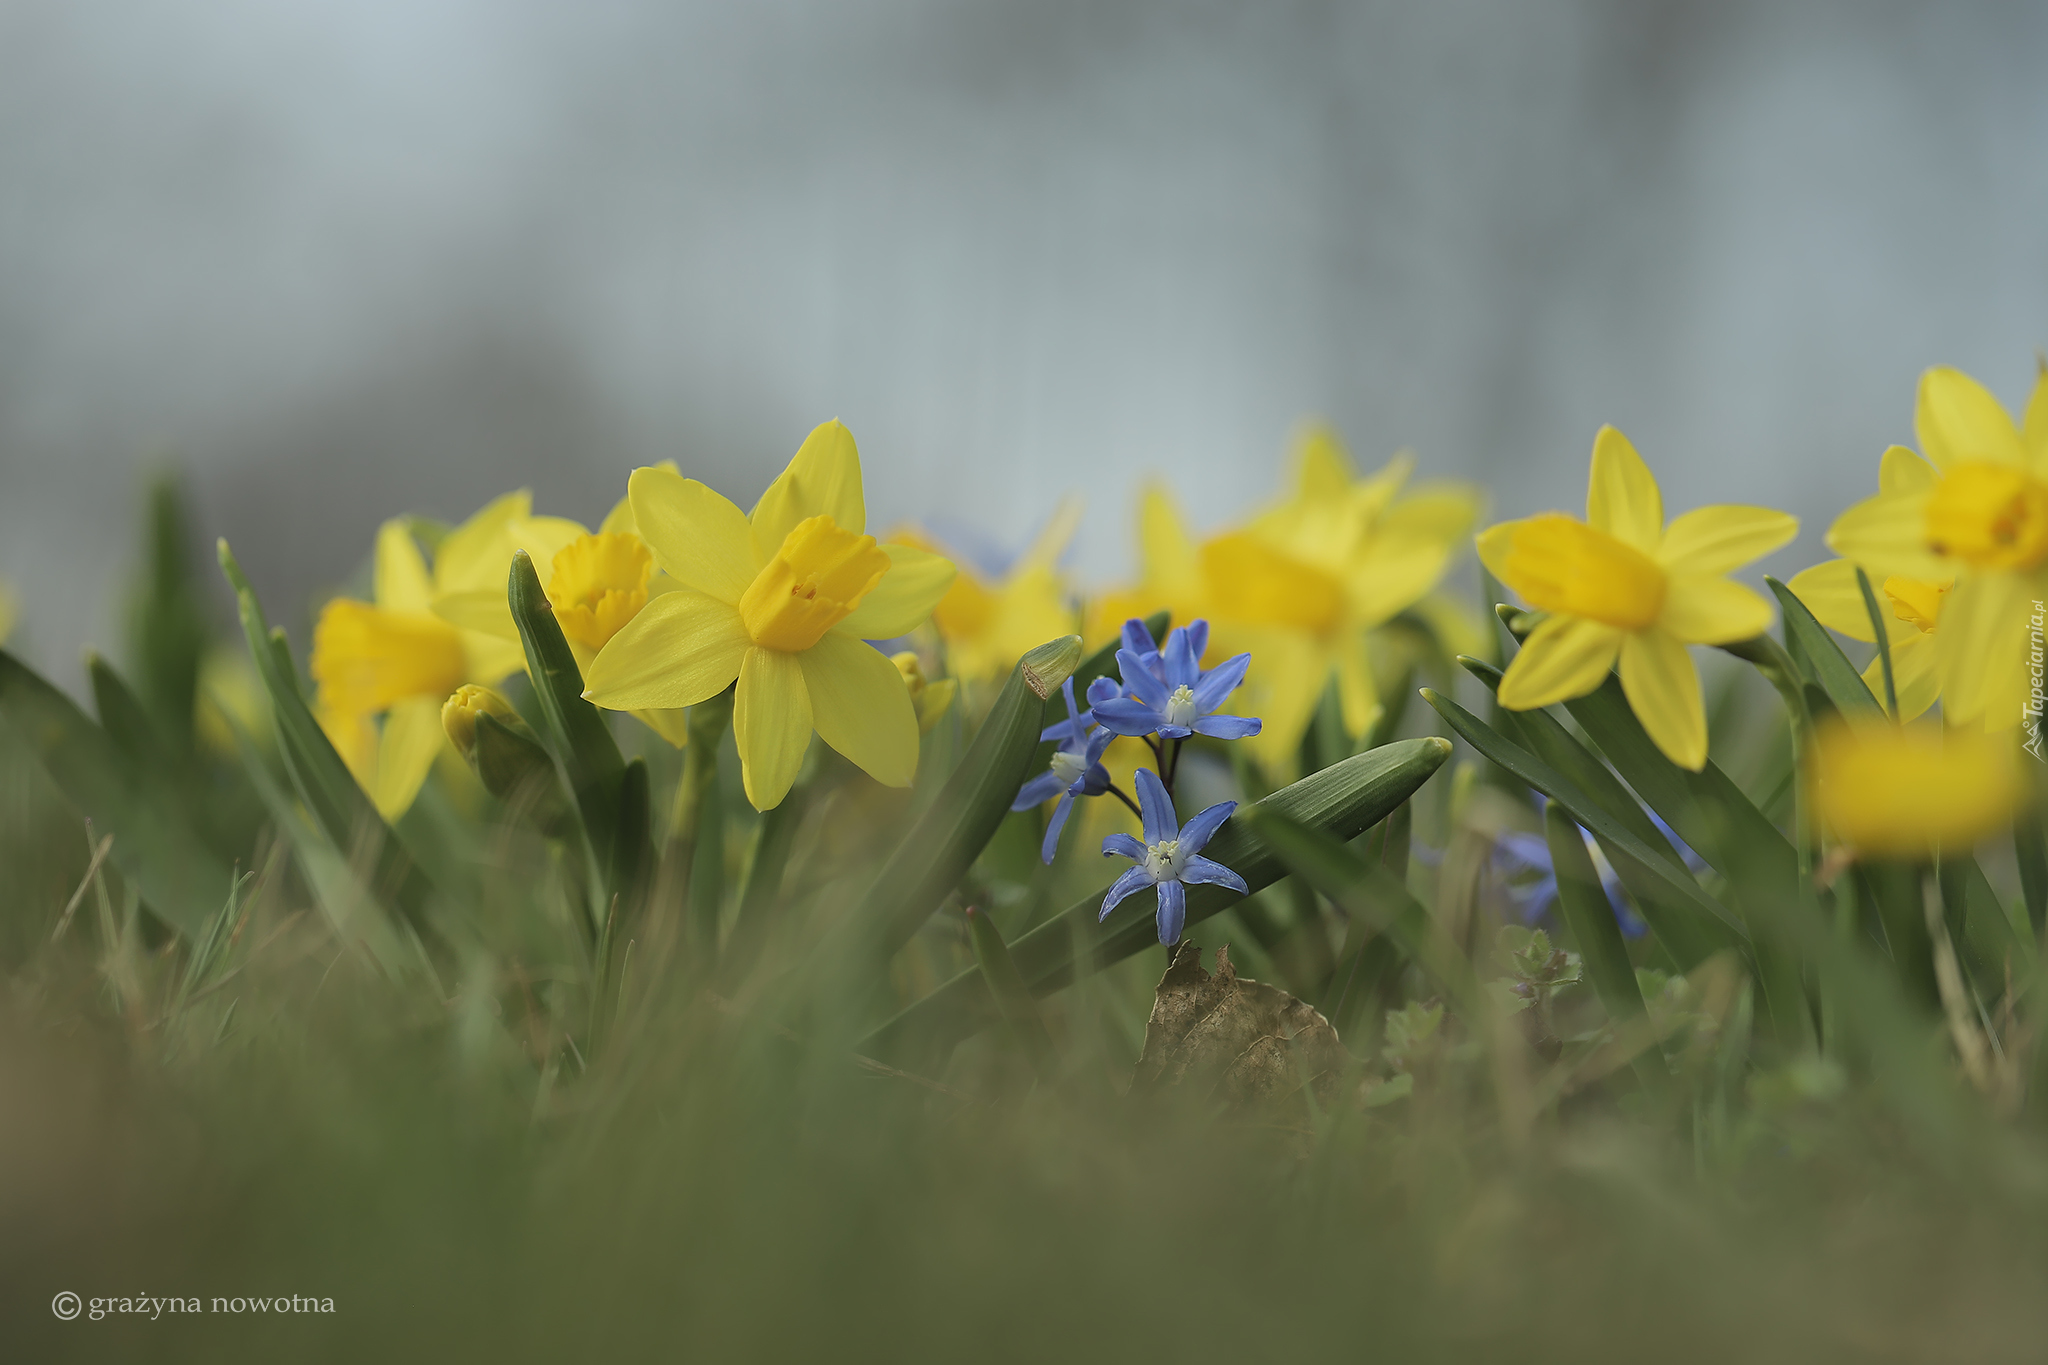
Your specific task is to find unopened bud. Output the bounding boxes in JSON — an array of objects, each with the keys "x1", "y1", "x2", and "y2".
[
  {"x1": 442, "y1": 684, "x2": 526, "y2": 762},
  {"x1": 892, "y1": 651, "x2": 957, "y2": 734},
  {"x1": 1018, "y1": 634, "x2": 1084, "y2": 701}
]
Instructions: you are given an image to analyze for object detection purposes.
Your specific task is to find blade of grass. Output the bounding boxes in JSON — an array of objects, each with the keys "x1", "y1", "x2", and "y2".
[
  {"x1": 1854, "y1": 566, "x2": 1900, "y2": 718},
  {"x1": 966, "y1": 906, "x2": 1058, "y2": 1083}
]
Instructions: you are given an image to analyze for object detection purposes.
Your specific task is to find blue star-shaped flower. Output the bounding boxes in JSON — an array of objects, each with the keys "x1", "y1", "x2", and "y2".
[
  {"x1": 1091, "y1": 619, "x2": 1261, "y2": 742},
  {"x1": 1012, "y1": 675, "x2": 1124, "y2": 863},
  {"x1": 1100, "y1": 768, "x2": 1248, "y2": 944}
]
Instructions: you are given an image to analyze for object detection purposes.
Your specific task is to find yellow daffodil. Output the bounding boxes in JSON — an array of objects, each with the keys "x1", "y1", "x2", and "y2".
[
  {"x1": 892, "y1": 499, "x2": 1081, "y2": 686},
  {"x1": 1787, "y1": 447, "x2": 1951, "y2": 720},
  {"x1": 1209, "y1": 429, "x2": 1481, "y2": 767},
  {"x1": 430, "y1": 473, "x2": 691, "y2": 746},
  {"x1": 1808, "y1": 716, "x2": 2023, "y2": 857},
  {"x1": 582, "y1": 420, "x2": 957, "y2": 810},
  {"x1": 1478, "y1": 426, "x2": 1796, "y2": 771},
  {"x1": 891, "y1": 651, "x2": 958, "y2": 733},
  {"x1": 1821, "y1": 366, "x2": 2048, "y2": 731},
  {"x1": 312, "y1": 493, "x2": 546, "y2": 819},
  {"x1": 1085, "y1": 483, "x2": 1211, "y2": 647}
]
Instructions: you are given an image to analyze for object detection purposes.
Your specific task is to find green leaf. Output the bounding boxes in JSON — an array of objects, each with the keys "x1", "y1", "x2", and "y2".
[
  {"x1": 127, "y1": 474, "x2": 208, "y2": 753},
  {"x1": 1768, "y1": 576, "x2": 1882, "y2": 717},
  {"x1": 863, "y1": 736, "x2": 1451, "y2": 1058},
  {"x1": 839, "y1": 634, "x2": 1084, "y2": 965},
  {"x1": 1420, "y1": 688, "x2": 1749, "y2": 942},
  {"x1": 507, "y1": 550, "x2": 631, "y2": 879},
  {"x1": 966, "y1": 906, "x2": 1058, "y2": 1082},
  {"x1": 0, "y1": 649, "x2": 233, "y2": 940},
  {"x1": 1854, "y1": 566, "x2": 1900, "y2": 717},
  {"x1": 1544, "y1": 803, "x2": 1650, "y2": 1034},
  {"x1": 2017, "y1": 810, "x2": 2048, "y2": 939}
]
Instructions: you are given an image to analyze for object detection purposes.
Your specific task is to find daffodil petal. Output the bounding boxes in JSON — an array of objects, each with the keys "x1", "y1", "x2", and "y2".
[
  {"x1": 462, "y1": 632, "x2": 528, "y2": 686},
  {"x1": 1786, "y1": 559, "x2": 1878, "y2": 643},
  {"x1": 433, "y1": 491, "x2": 534, "y2": 593},
  {"x1": 798, "y1": 633, "x2": 918, "y2": 788},
  {"x1": 1475, "y1": 521, "x2": 1519, "y2": 587},
  {"x1": 1934, "y1": 572, "x2": 2029, "y2": 728},
  {"x1": 629, "y1": 466, "x2": 761, "y2": 605},
  {"x1": 432, "y1": 587, "x2": 519, "y2": 640},
  {"x1": 1887, "y1": 633, "x2": 1941, "y2": 721},
  {"x1": 1656, "y1": 505, "x2": 1797, "y2": 574},
  {"x1": 375, "y1": 520, "x2": 435, "y2": 615},
  {"x1": 1619, "y1": 629, "x2": 1706, "y2": 770},
  {"x1": 1347, "y1": 537, "x2": 1449, "y2": 625},
  {"x1": 734, "y1": 646, "x2": 813, "y2": 810},
  {"x1": 1878, "y1": 445, "x2": 1938, "y2": 495},
  {"x1": 1377, "y1": 484, "x2": 1483, "y2": 543},
  {"x1": 1138, "y1": 482, "x2": 1201, "y2": 595},
  {"x1": 2026, "y1": 368, "x2": 2048, "y2": 471},
  {"x1": 1231, "y1": 629, "x2": 1329, "y2": 770},
  {"x1": 1658, "y1": 575, "x2": 1774, "y2": 645},
  {"x1": 1496, "y1": 615, "x2": 1624, "y2": 710},
  {"x1": 751, "y1": 420, "x2": 867, "y2": 552},
  {"x1": 1335, "y1": 630, "x2": 1382, "y2": 739},
  {"x1": 1916, "y1": 366, "x2": 2027, "y2": 469},
  {"x1": 368, "y1": 695, "x2": 446, "y2": 821},
  {"x1": 834, "y1": 543, "x2": 958, "y2": 640},
  {"x1": 632, "y1": 706, "x2": 693, "y2": 748},
  {"x1": 583, "y1": 591, "x2": 750, "y2": 710},
  {"x1": 1826, "y1": 488, "x2": 1948, "y2": 582},
  {"x1": 1586, "y1": 426, "x2": 1662, "y2": 551}
]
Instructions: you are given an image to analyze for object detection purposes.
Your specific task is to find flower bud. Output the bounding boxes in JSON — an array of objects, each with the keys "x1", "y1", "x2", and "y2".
[
  {"x1": 892, "y1": 651, "x2": 957, "y2": 734},
  {"x1": 441, "y1": 684, "x2": 526, "y2": 762}
]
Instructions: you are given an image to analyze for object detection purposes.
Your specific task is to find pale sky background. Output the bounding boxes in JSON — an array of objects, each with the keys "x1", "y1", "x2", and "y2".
[{"x1": 2, "y1": 1, "x2": 2045, "y2": 689}]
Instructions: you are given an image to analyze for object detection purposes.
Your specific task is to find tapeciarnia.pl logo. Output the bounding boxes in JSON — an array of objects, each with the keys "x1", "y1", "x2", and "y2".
[{"x1": 2026, "y1": 599, "x2": 2045, "y2": 761}]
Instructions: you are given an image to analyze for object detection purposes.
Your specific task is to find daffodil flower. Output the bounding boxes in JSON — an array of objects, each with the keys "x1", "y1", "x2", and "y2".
[
  {"x1": 891, "y1": 651, "x2": 958, "y2": 734},
  {"x1": 311, "y1": 493, "x2": 546, "y2": 819},
  {"x1": 1100, "y1": 768, "x2": 1246, "y2": 945},
  {"x1": 1819, "y1": 366, "x2": 2048, "y2": 731},
  {"x1": 1787, "y1": 447, "x2": 1952, "y2": 721},
  {"x1": 892, "y1": 499, "x2": 1081, "y2": 685},
  {"x1": 1012, "y1": 675, "x2": 1122, "y2": 863},
  {"x1": 1092, "y1": 620, "x2": 1260, "y2": 743},
  {"x1": 1477, "y1": 427, "x2": 1797, "y2": 771},
  {"x1": 581, "y1": 420, "x2": 957, "y2": 810},
  {"x1": 430, "y1": 478, "x2": 692, "y2": 746},
  {"x1": 1808, "y1": 716, "x2": 2023, "y2": 857}
]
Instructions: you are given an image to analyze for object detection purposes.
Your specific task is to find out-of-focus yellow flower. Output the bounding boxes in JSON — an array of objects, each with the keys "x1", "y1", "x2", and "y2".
[
  {"x1": 312, "y1": 493, "x2": 549, "y2": 819},
  {"x1": 1479, "y1": 426, "x2": 1796, "y2": 771},
  {"x1": 1788, "y1": 447, "x2": 1951, "y2": 720},
  {"x1": 1084, "y1": 483, "x2": 1211, "y2": 647},
  {"x1": 892, "y1": 499, "x2": 1080, "y2": 684},
  {"x1": 1808, "y1": 717, "x2": 2023, "y2": 857},
  {"x1": 1822, "y1": 365, "x2": 2048, "y2": 731},
  {"x1": 1206, "y1": 428, "x2": 1482, "y2": 767},
  {"x1": 891, "y1": 651, "x2": 957, "y2": 733},
  {"x1": 432, "y1": 476, "x2": 691, "y2": 747},
  {"x1": 583, "y1": 420, "x2": 956, "y2": 810}
]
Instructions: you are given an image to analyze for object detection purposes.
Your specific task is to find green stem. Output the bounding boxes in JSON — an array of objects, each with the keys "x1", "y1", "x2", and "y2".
[{"x1": 1855, "y1": 566, "x2": 1899, "y2": 719}]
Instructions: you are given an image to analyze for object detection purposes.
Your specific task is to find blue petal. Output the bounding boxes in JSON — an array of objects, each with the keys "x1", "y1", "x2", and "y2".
[
  {"x1": 1155, "y1": 880, "x2": 1186, "y2": 944},
  {"x1": 1083, "y1": 726, "x2": 1117, "y2": 764},
  {"x1": 1191, "y1": 713, "x2": 1260, "y2": 740},
  {"x1": 1040, "y1": 716, "x2": 1085, "y2": 744},
  {"x1": 1134, "y1": 767, "x2": 1178, "y2": 844},
  {"x1": 1011, "y1": 769, "x2": 1067, "y2": 811},
  {"x1": 1040, "y1": 792, "x2": 1076, "y2": 864},
  {"x1": 1186, "y1": 619, "x2": 1210, "y2": 661},
  {"x1": 1085, "y1": 674, "x2": 1124, "y2": 708},
  {"x1": 1091, "y1": 698, "x2": 1165, "y2": 737},
  {"x1": 1061, "y1": 675, "x2": 1081, "y2": 726},
  {"x1": 1117, "y1": 649, "x2": 1171, "y2": 710},
  {"x1": 1101, "y1": 831, "x2": 1147, "y2": 862},
  {"x1": 1177, "y1": 799, "x2": 1236, "y2": 853},
  {"x1": 1179, "y1": 854, "x2": 1248, "y2": 895},
  {"x1": 1191, "y1": 651, "x2": 1251, "y2": 712},
  {"x1": 1120, "y1": 617, "x2": 1158, "y2": 659},
  {"x1": 1162, "y1": 627, "x2": 1200, "y2": 690},
  {"x1": 1156, "y1": 725, "x2": 1194, "y2": 741},
  {"x1": 1101, "y1": 864, "x2": 1155, "y2": 921},
  {"x1": 1079, "y1": 762, "x2": 1112, "y2": 796}
]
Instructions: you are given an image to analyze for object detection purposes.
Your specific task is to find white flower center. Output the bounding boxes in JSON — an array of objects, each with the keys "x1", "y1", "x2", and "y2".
[
  {"x1": 1163, "y1": 684, "x2": 1198, "y2": 729},
  {"x1": 1144, "y1": 838, "x2": 1184, "y2": 881},
  {"x1": 1049, "y1": 750, "x2": 1088, "y2": 785}
]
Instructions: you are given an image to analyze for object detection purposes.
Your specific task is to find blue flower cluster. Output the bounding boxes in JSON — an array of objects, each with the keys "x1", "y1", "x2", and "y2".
[{"x1": 1010, "y1": 617, "x2": 1263, "y2": 945}]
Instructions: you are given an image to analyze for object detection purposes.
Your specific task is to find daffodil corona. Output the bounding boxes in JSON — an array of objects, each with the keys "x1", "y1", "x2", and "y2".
[
  {"x1": 1479, "y1": 427, "x2": 1796, "y2": 771},
  {"x1": 583, "y1": 421, "x2": 956, "y2": 810}
]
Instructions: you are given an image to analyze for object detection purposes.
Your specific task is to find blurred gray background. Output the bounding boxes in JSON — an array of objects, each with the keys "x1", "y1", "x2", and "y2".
[{"x1": 2, "y1": 0, "x2": 2045, "y2": 689}]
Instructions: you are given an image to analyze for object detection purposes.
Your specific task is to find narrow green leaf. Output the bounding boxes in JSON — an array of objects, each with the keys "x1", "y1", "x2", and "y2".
[
  {"x1": 1544, "y1": 803, "x2": 1648, "y2": 1030},
  {"x1": 863, "y1": 736, "x2": 1451, "y2": 1057},
  {"x1": 2016, "y1": 812, "x2": 2048, "y2": 938},
  {"x1": 841, "y1": 634, "x2": 1085, "y2": 964},
  {"x1": 722, "y1": 777, "x2": 806, "y2": 984},
  {"x1": 507, "y1": 549, "x2": 627, "y2": 866},
  {"x1": 0, "y1": 649, "x2": 232, "y2": 940},
  {"x1": 1768, "y1": 576, "x2": 1881, "y2": 717},
  {"x1": 127, "y1": 474, "x2": 207, "y2": 753},
  {"x1": 1854, "y1": 566, "x2": 1899, "y2": 718},
  {"x1": 1420, "y1": 689, "x2": 1749, "y2": 942},
  {"x1": 966, "y1": 906, "x2": 1058, "y2": 1082}
]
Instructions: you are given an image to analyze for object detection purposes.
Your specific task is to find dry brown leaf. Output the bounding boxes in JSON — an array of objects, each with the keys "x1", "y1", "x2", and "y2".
[{"x1": 1133, "y1": 942, "x2": 1350, "y2": 1113}]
